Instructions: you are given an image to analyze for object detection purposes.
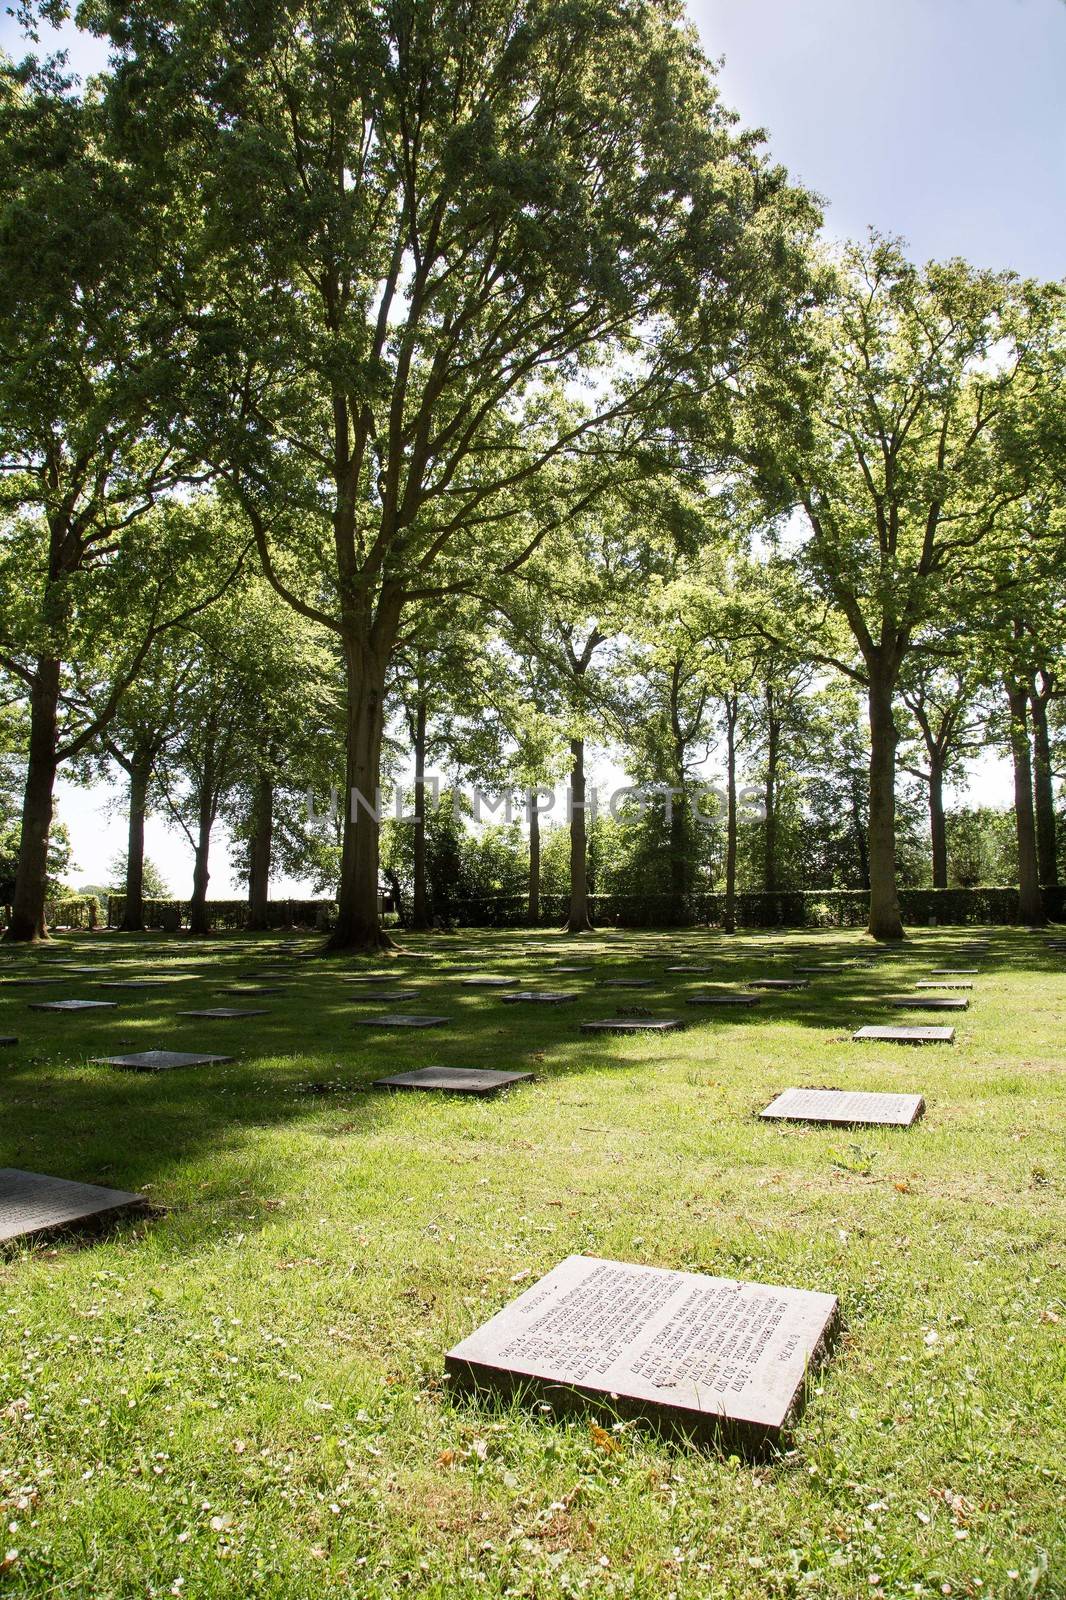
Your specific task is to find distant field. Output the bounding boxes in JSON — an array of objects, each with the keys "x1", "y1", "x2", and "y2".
[{"x1": 1, "y1": 926, "x2": 1063, "y2": 1599}]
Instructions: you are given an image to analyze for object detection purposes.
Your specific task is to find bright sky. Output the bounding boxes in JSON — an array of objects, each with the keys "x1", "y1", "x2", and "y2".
[{"x1": 6, "y1": 0, "x2": 1061, "y2": 895}]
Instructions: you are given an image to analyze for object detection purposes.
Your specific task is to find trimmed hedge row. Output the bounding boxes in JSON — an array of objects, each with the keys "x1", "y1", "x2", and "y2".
[
  {"x1": 106, "y1": 896, "x2": 336, "y2": 931},
  {"x1": 0, "y1": 896, "x2": 100, "y2": 932}
]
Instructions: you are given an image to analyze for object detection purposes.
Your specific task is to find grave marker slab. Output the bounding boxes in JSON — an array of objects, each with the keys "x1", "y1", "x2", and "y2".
[
  {"x1": 888, "y1": 996, "x2": 967, "y2": 1011},
  {"x1": 352, "y1": 1014, "x2": 447, "y2": 1028},
  {"x1": 853, "y1": 1025, "x2": 954, "y2": 1044},
  {"x1": 930, "y1": 968, "x2": 978, "y2": 976},
  {"x1": 179, "y1": 1008, "x2": 270, "y2": 1019},
  {"x1": 1, "y1": 1167, "x2": 147, "y2": 1244},
  {"x1": 460, "y1": 976, "x2": 517, "y2": 988},
  {"x1": 793, "y1": 964, "x2": 851, "y2": 974},
  {"x1": 216, "y1": 986, "x2": 287, "y2": 995},
  {"x1": 581, "y1": 1018, "x2": 683, "y2": 1034},
  {"x1": 760, "y1": 1087, "x2": 925, "y2": 1127},
  {"x1": 95, "y1": 979, "x2": 181, "y2": 990},
  {"x1": 500, "y1": 991, "x2": 577, "y2": 1005},
  {"x1": 346, "y1": 990, "x2": 419, "y2": 1003},
  {"x1": 374, "y1": 1066, "x2": 533, "y2": 1095},
  {"x1": 93, "y1": 1050, "x2": 233, "y2": 1072},
  {"x1": 686, "y1": 992, "x2": 760, "y2": 1007},
  {"x1": 666, "y1": 965, "x2": 716, "y2": 973},
  {"x1": 28, "y1": 999, "x2": 117, "y2": 1012},
  {"x1": 553, "y1": 965, "x2": 593, "y2": 973},
  {"x1": 445, "y1": 1254, "x2": 838, "y2": 1455},
  {"x1": 599, "y1": 978, "x2": 655, "y2": 989},
  {"x1": 747, "y1": 979, "x2": 809, "y2": 991},
  {"x1": 914, "y1": 981, "x2": 972, "y2": 990},
  {"x1": 1, "y1": 1036, "x2": 17, "y2": 1046}
]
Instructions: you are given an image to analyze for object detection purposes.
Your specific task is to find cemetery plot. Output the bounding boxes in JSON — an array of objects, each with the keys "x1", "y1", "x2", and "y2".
[
  {"x1": 500, "y1": 991, "x2": 577, "y2": 1005},
  {"x1": 747, "y1": 979, "x2": 809, "y2": 991},
  {"x1": 599, "y1": 979, "x2": 655, "y2": 989},
  {"x1": 29, "y1": 999, "x2": 118, "y2": 1012},
  {"x1": 93, "y1": 1050, "x2": 233, "y2": 1072},
  {"x1": 853, "y1": 1025, "x2": 954, "y2": 1044},
  {"x1": 914, "y1": 981, "x2": 973, "y2": 990},
  {"x1": 888, "y1": 996, "x2": 967, "y2": 1011},
  {"x1": 461, "y1": 976, "x2": 517, "y2": 988},
  {"x1": 445, "y1": 1254, "x2": 839, "y2": 1455},
  {"x1": 352, "y1": 1014, "x2": 448, "y2": 1028},
  {"x1": 930, "y1": 968, "x2": 978, "y2": 976},
  {"x1": 1, "y1": 1167, "x2": 147, "y2": 1244},
  {"x1": 373, "y1": 1066, "x2": 533, "y2": 1095},
  {"x1": 581, "y1": 1018, "x2": 684, "y2": 1034},
  {"x1": 760, "y1": 1087, "x2": 925, "y2": 1127},
  {"x1": 345, "y1": 990, "x2": 420, "y2": 1003},
  {"x1": 178, "y1": 1008, "x2": 270, "y2": 1019},
  {"x1": 686, "y1": 992, "x2": 760, "y2": 1007},
  {"x1": 1, "y1": 1037, "x2": 17, "y2": 1046}
]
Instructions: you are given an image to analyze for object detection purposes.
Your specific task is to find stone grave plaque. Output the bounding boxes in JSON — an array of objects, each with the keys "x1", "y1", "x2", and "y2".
[
  {"x1": 1, "y1": 1036, "x2": 17, "y2": 1046},
  {"x1": 599, "y1": 978, "x2": 655, "y2": 989},
  {"x1": 343, "y1": 972, "x2": 400, "y2": 983},
  {"x1": 461, "y1": 976, "x2": 517, "y2": 988},
  {"x1": 352, "y1": 1013, "x2": 447, "y2": 1028},
  {"x1": 760, "y1": 1087, "x2": 925, "y2": 1127},
  {"x1": 179, "y1": 1008, "x2": 270, "y2": 1019},
  {"x1": 500, "y1": 991, "x2": 577, "y2": 1005},
  {"x1": 581, "y1": 1018, "x2": 683, "y2": 1034},
  {"x1": 346, "y1": 989, "x2": 419, "y2": 1003},
  {"x1": 793, "y1": 964, "x2": 851, "y2": 974},
  {"x1": 553, "y1": 964, "x2": 593, "y2": 973},
  {"x1": 1, "y1": 1167, "x2": 148, "y2": 1244},
  {"x1": 93, "y1": 1050, "x2": 233, "y2": 1072},
  {"x1": 914, "y1": 981, "x2": 972, "y2": 990},
  {"x1": 373, "y1": 1066, "x2": 533, "y2": 1095},
  {"x1": 747, "y1": 979, "x2": 809, "y2": 991},
  {"x1": 95, "y1": 979, "x2": 179, "y2": 990},
  {"x1": 216, "y1": 985, "x2": 287, "y2": 995},
  {"x1": 5, "y1": 976, "x2": 65, "y2": 987},
  {"x1": 687, "y1": 992, "x2": 760, "y2": 1007},
  {"x1": 853, "y1": 1025, "x2": 954, "y2": 1044},
  {"x1": 445, "y1": 1254, "x2": 838, "y2": 1455},
  {"x1": 666, "y1": 964, "x2": 716, "y2": 973},
  {"x1": 888, "y1": 996, "x2": 967, "y2": 1011},
  {"x1": 930, "y1": 968, "x2": 977, "y2": 976},
  {"x1": 29, "y1": 999, "x2": 117, "y2": 1012}
]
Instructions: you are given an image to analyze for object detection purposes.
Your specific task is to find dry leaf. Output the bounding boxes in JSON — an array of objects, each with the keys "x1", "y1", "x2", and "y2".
[{"x1": 589, "y1": 1424, "x2": 619, "y2": 1454}]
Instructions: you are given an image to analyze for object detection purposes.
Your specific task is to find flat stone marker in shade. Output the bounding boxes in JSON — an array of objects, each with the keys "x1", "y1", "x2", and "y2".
[
  {"x1": 686, "y1": 992, "x2": 761, "y2": 1007},
  {"x1": 95, "y1": 979, "x2": 180, "y2": 990},
  {"x1": 930, "y1": 968, "x2": 978, "y2": 976},
  {"x1": 500, "y1": 991, "x2": 577, "y2": 1005},
  {"x1": 888, "y1": 995, "x2": 967, "y2": 1011},
  {"x1": 1, "y1": 1036, "x2": 17, "y2": 1046},
  {"x1": 445, "y1": 1254, "x2": 839, "y2": 1456},
  {"x1": 853, "y1": 1025, "x2": 954, "y2": 1044},
  {"x1": 216, "y1": 985, "x2": 287, "y2": 995},
  {"x1": 793, "y1": 964, "x2": 852, "y2": 974},
  {"x1": 914, "y1": 981, "x2": 973, "y2": 990},
  {"x1": 178, "y1": 1008, "x2": 270, "y2": 1019},
  {"x1": 747, "y1": 979, "x2": 809, "y2": 991},
  {"x1": 28, "y1": 998, "x2": 118, "y2": 1012},
  {"x1": 581, "y1": 1017, "x2": 684, "y2": 1034},
  {"x1": 352, "y1": 1013, "x2": 448, "y2": 1028},
  {"x1": 760, "y1": 1087, "x2": 925, "y2": 1127},
  {"x1": 93, "y1": 1050, "x2": 233, "y2": 1072},
  {"x1": 0, "y1": 1168, "x2": 148, "y2": 1245},
  {"x1": 346, "y1": 989, "x2": 419, "y2": 1003},
  {"x1": 373, "y1": 1066, "x2": 533, "y2": 1095},
  {"x1": 461, "y1": 976, "x2": 517, "y2": 988},
  {"x1": 553, "y1": 964, "x2": 593, "y2": 973},
  {"x1": 599, "y1": 978, "x2": 655, "y2": 989},
  {"x1": 666, "y1": 964, "x2": 717, "y2": 973}
]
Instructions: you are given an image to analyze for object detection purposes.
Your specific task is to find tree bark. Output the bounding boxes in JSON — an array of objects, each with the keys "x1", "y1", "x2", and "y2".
[
  {"x1": 1006, "y1": 677, "x2": 1045, "y2": 924},
  {"x1": 763, "y1": 710, "x2": 780, "y2": 895},
  {"x1": 120, "y1": 759, "x2": 151, "y2": 931},
  {"x1": 247, "y1": 767, "x2": 274, "y2": 930},
  {"x1": 722, "y1": 699, "x2": 738, "y2": 934},
  {"x1": 411, "y1": 696, "x2": 430, "y2": 930},
  {"x1": 330, "y1": 619, "x2": 397, "y2": 950},
  {"x1": 566, "y1": 736, "x2": 594, "y2": 932},
  {"x1": 4, "y1": 658, "x2": 62, "y2": 943},
  {"x1": 528, "y1": 800, "x2": 541, "y2": 927},
  {"x1": 669, "y1": 749, "x2": 687, "y2": 920},
  {"x1": 928, "y1": 756, "x2": 948, "y2": 891},
  {"x1": 189, "y1": 785, "x2": 214, "y2": 936},
  {"x1": 866, "y1": 674, "x2": 904, "y2": 940},
  {"x1": 1029, "y1": 684, "x2": 1058, "y2": 888}
]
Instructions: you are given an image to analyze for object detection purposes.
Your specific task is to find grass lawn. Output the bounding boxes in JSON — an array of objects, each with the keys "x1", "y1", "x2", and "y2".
[{"x1": 1, "y1": 925, "x2": 1063, "y2": 1599}]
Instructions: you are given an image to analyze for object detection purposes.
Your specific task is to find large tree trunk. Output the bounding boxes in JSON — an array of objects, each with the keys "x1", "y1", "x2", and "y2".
[
  {"x1": 566, "y1": 736, "x2": 594, "y2": 933},
  {"x1": 330, "y1": 623, "x2": 396, "y2": 951},
  {"x1": 669, "y1": 752, "x2": 687, "y2": 921},
  {"x1": 928, "y1": 757, "x2": 948, "y2": 891},
  {"x1": 247, "y1": 767, "x2": 273, "y2": 930},
  {"x1": 411, "y1": 697, "x2": 430, "y2": 930},
  {"x1": 527, "y1": 800, "x2": 541, "y2": 927},
  {"x1": 866, "y1": 674, "x2": 904, "y2": 940},
  {"x1": 4, "y1": 657, "x2": 62, "y2": 943},
  {"x1": 722, "y1": 700, "x2": 738, "y2": 934},
  {"x1": 189, "y1": 788, "x2": 214, "y2": 937},
  {"x1": 120, "y1": 758, "x2": 151, "y2": 931},
  {"x1": 1029, "y1": 685, "x2": 1058, "y2": 888},
  {"x1": 763, "y1": 712, "x2": 780, "y2": 895},
  {"x1": 1006, "y1": 677, "x2": 1045, "y2": 925}
]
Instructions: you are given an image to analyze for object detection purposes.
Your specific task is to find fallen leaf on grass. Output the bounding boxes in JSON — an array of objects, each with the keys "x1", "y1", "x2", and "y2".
[{"x1": 589, "y1": 1424, "x2": 619, "y2": 1454}]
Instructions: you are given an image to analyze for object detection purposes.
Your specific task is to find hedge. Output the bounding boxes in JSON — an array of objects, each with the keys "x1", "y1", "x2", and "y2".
[
  {"x1": 105, "y1": 896, "x2": 337, "y2": 931},
  {"x1": 0, "y1": 896, "x2": 100, "y2": 932}
]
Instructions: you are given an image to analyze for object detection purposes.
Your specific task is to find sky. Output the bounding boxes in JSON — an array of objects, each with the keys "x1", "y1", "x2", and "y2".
[{"x1": 4, "y1": 0, "x2": 1064, "y2": 896}]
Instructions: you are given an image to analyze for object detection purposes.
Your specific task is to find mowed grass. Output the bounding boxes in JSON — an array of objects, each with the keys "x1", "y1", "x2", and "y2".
[{"x1": 0, "y1": 925, "x2": 1064, "y2": 1600}]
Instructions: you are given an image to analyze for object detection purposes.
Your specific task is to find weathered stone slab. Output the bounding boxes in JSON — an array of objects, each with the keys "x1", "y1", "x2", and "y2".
[
  {"x1": 28, "y1": 999, "x2": 118, "y2": 1012},
  {"x1": 914, "y1": 981, "x2": 972, "y2": 990},
  {"x1": 95, "y1": 979, "x2": 181, "y2": 990},
  {"x1": 666, "y1": 964, "x2": 716, "y2": 973},
  {"x1": 93, "y1": 1050, "x2": 233, "y2": 1072},
  {"x1": 760, "y1": 1087, "x2": 925, "y2": 1127},
  {"x1": 853, "y1": 1025, "x2": 954, "y2": 1044},
  {"x1": 599, "y1": 978, "x2": 655, "y2": 989},
  {"x1": 346, "y1": 990, "x2": 419, "y2": 1003},
  {"x1": 686, "y1": 992, "x2": 760, "y2": 1007},
  {"x1": 178, "y1": 1008, "x2": 270, "y2": 1019},
  {"x1": 5, "y1": 977, "x2": 65, "y2": 986},
  {"x1": 374, "y1": 1066, "x2": 533, "y2": 1095},
  {"x1": 352, "y1": 1014, "x2": 447, "y2": 1028},
  {"x1": 792, "y1": 964, "x2": 851, "y2": 973},
  {"x1": 553, "y1": 965, "x2": 593, "y2": 973},
  {"x1": 216, "y1": 985, "x2": 287, "y2": 995},
  {"x1": 500, "y1": 991, "x2": 577, "y2": 1005},
  {"x1": 445, "y1": 1254, "x2": 838, "y2": 1455},
  {"x1": 747, "y1": 979, "x2": 809, "y2": 991},
  {"x1": 888, "y1": 996, "x2": 967, "y2": 1011},
  {"x1": 929, "y1": 968, "x2": 978, "y2": 976},
  {"x1": 581, "y1": 1018, "x2": 684, "y2": 1033},
  {"x1": 1, "y1": 1167, "x2": 148, "y2": 1244},
  {"x1": 461, "y1": 976, "x2": 517, "y2": 988},
  {"x1": 1, "y1": 1036, "x2": 17, "y2": 1046}
]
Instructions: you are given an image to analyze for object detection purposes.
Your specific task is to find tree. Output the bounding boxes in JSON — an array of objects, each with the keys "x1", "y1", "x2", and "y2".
[
  {"x1": 96, "y1": 0, "x2": 818, "y2": 948},
  {"x1": 743, "y1": 236, "x2": 1062, "y2": 938},
  {"x1": 898, "y1": 653, "x2": 990, "y2": 889}
]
